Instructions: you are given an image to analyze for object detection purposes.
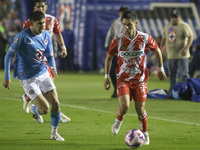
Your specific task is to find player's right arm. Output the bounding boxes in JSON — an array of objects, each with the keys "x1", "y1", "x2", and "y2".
[
  {"x1": 3, "y1": 50, "x2": 15, "y2": 89},
  {"x1": 104, "y1": 54, "x2": 113, "y2": 90},
  {"x1": 104, "y1": 38, "x2": 117, "y2": 90},
  {"x1": 3, "y1": 34, "x2": 20, "y2": 89}
]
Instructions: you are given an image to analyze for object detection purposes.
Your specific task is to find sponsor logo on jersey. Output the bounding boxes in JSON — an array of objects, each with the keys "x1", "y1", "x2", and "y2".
[{"x1": 120, "y1": 51, "x2": 143, "y2": 58}]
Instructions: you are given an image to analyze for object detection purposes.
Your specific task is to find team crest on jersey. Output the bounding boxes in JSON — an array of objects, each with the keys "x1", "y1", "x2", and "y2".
[
  {"x1": 44, "y1": 39, "x2": 48, "y2": 45},
  {"x1": 168, "y1": 32, "x2": 176, "y2": 42},
  {"x1": 35, "y1": 49, "x2": 44, "y2": 61},
  {"x1": 29, "y1": 89, "x2": 34, "y2": 95}
]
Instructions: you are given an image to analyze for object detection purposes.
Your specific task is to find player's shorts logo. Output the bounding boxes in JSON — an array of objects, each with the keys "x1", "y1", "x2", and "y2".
[{"x1": 29, "y1": 89, "x2": 34, "y2": 95}]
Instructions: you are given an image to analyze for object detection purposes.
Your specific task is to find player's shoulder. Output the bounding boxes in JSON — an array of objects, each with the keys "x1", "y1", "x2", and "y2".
[
  {"x1": 45, "y1": 14, "x2": 56, "y2": 20},
  {"x1": 137, "y1": 30, "x2": 149, "y2": 38}
]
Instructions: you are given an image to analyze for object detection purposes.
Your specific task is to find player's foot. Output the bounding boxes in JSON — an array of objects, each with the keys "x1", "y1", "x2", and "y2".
[
  {"x1": 29, "y1": 104, "x2": 43, "y2": 124},
  {"x1": 21, "y1": 94, "x2": 31, "y2": 114},
  {"x1": 51, "y1": 132, "x2": 65, "y2": 141},
  {"x1": 111, "y1": 118, "x2": 123, "y2": 135},
  {"x1": 60, "y1": 112, "x2": 71, "y2": 123},
  {"x1": 143, "y1": 132, "x2": 150, "y2": 145}
]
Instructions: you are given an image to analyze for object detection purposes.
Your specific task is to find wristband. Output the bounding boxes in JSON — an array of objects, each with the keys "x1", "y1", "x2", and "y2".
[
  {"x1": 159, "y1": 67, "x2": 164, "y2": 72},
  {"x1": 61, "y1": 46, "x2": 66, "y2": 50},
  {"x1": 105, "y1": 74, "x2": 109, "y2": 79}
]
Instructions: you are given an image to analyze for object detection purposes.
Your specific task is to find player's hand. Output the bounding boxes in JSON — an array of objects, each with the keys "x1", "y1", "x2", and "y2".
[
  {"x1": 104, "y1": 78, "x2": 111, "y2": 90},
  {"x1": 50, "y1": 67, "x2": 58, "y2": 77},
  {"x1": 60, "y1": 48, "x2": 67, "y2": 58},
  {"x1": 3, "y1": 80, "x2": 11, "y2": 89},
  {"x1": 158, "y1": 71, "x2": 167, "y2": 80}
]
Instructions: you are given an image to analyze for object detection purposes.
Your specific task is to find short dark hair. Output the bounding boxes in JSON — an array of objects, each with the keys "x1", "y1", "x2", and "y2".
[
  {"x1": 119, "y1": 6, "x2": 130, "y2": 13},
  {"x1": 34, "y1": 0, "x2": 46, "y2": 6},
  {"x1": 121, "y1": 11, "x2": 137, "y2": 22},
  {"x1": 30, "y1": 11, "x2": 45, "y2": 22}
]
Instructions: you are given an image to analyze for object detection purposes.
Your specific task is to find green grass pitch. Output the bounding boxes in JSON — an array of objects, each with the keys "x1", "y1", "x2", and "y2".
[{"x1": 0, "y1": 70, "x2": 200, "y2": 150}]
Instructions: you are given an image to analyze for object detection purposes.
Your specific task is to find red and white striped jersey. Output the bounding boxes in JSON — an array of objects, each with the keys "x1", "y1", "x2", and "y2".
[
  {"x1": 108, "y1": 31, "x2": 158, "y2": 82},
  {"x1": 22, "y1": 14, "x2": 61, "y2": 37}
]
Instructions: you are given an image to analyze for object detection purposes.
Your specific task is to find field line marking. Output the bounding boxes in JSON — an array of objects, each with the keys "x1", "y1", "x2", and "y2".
[{"x1": 1, "y1": 97, "x2": 200, "y2": 126}]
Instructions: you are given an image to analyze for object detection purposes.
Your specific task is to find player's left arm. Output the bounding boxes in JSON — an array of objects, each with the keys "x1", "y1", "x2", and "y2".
[
  {"x1": 152, "y1": 48, "x2": 167, "y2": 80},
  {"x1": 55, "y1": 33, "x2": 67, "y2": 58},
  {"x1": 53, "y1": 17, "x2": 67, "y2": 58},
  {"x1": 45, "y1": 35, "x2": 57, "y2": 77}
]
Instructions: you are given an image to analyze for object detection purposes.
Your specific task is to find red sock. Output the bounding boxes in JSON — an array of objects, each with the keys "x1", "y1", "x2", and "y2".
[
  {"x1": 25, "y1": 94, "x2": 31, "y2": 102},
  {"x1": 138, "y1": 111, "x2": 148, "y2": 132},
  {"x1": 117, "y1": 107, "x2": 125, "y2": 121}
]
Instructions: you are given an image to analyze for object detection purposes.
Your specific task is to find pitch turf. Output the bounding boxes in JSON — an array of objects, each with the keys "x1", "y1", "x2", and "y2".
[{"x1": 0, "y1": 70, "x2": 200, "y2": 150}]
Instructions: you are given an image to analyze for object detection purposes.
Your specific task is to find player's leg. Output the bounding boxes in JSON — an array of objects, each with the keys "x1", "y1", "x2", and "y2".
[
  {"x1": 112, "y1": 95, "x2": 130, "y2": 135},
  {"x1": 133, "y1": 82, "x2": 149, "y2": 145},
  {"x1": 43, "y1": 89, "x2": 64, "y2": 141},
  {"x1": 112, "y1": 81, "x2": 130, "y2": 135},
  {"x1": 46, "y1": 61, "x2": 70, "y2": 123},
  {"x1": 30, "y1": 94, "x2": 50, "y2": 124}
]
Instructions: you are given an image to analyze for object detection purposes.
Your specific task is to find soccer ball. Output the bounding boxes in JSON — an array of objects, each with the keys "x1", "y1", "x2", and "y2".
[{"x1": 125, "y1": 129, "x2": 145, "y2": 149}]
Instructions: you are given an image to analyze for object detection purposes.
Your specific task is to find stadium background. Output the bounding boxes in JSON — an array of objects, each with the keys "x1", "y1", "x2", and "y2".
[{"x1": 9, "y1": 0, "x2": 200, "y2": 71}]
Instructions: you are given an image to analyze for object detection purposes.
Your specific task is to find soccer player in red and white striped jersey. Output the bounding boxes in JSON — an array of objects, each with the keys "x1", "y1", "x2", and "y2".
[{"x1": 104, "y1": 11, "x2": 167, "y2": 145}]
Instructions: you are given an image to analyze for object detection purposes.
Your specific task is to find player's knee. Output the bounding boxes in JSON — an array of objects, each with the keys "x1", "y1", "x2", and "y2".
[{"x1": 122, "y1": 104, "x2": 129, "y2": 113}]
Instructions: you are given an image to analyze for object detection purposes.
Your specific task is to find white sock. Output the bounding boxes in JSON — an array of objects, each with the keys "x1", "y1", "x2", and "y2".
[{"x1": 51, "y1": 126, "x2": 58, "y2": 134}]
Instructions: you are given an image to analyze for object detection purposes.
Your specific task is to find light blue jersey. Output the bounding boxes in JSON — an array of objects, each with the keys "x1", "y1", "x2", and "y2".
[{"x1": 4, "y1": 28, "x2": 56, "y2": 80}]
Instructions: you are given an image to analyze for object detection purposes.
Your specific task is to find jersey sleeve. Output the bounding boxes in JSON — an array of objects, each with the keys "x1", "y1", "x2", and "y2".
[
  {"x1": 4, "y1": 33, "x2": 23, "y2": 80},
  {"x1": 107, "y1": 38, "x2": 118, "y2": 56},
  {"x1": 45, "y1": 33, "x2": 56, "y2": 68},
  {"x1": 146, "y1": 35, "x2": 159, "y2": 52},
  {"x1": 184, "y1": 23, "x2": 193, "y2": 37},
  {"x1": 53, "y1": 17, "x2": 61, "y2": 34},
  {"x1": 22, "y1": 20, "x2": 31, "y2": 31}
]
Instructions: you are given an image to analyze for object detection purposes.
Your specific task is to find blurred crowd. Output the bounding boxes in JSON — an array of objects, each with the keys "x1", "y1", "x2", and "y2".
[
  {"x1": 0, "y1": 0, "x2": 21, "y2": 69},
  {"x1": 0, "y1": 0, "x2": 200, "y2": 78}
]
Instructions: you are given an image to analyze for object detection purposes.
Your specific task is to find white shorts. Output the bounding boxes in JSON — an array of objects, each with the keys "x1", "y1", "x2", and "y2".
[{"x1": 20, "y1": 72, "x2": 56, "y2": 100}]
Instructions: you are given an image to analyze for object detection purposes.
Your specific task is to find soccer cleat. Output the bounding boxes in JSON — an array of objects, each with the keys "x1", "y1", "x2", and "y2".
[
  {"x1": 111, "y1": 118, "x2": 123, "y2": 135},
  {"x1": 29, "y1": 104, "x2": 43, "y2": 124},
  {"x1": 60, "y1": 112, "x2": 71, "y2": 123},
  {"x1": 51, "y1": 132, "x2": 65, "y2": 141},
  {"x1": 21, "y1": 94, "x2": 31, "y2": 114},
  {"x1": 143, "y1": 132, "x2": 150, "y2": 145}
]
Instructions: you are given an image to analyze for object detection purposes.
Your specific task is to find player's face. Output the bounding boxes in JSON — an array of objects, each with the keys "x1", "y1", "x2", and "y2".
[
  {"x1": 122, "y1": 19, "x2": 137, "y2": 35},
  {"x1": 31, "y1": 18, "x2": 46, "y2": 35},
  {"x1": 34, "y1": 2, "x2": 47, "y2": 14}
]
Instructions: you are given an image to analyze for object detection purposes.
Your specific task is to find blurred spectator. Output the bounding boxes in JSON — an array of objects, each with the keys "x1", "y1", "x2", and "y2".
[
  {"x1": 59, "y1": 21, "x2": 75, "y2": 70},
  {"x1": 160, "y1": 9, "x2": 193, "y2": 97},
  {"x1": 0, "y1": 19, "x2": 8, "y2": 69}
]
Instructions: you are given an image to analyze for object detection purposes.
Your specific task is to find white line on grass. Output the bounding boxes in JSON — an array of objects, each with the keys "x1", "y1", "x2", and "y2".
[{"x1": 1, "y1": 97, "x2": 200, "y2": 126}]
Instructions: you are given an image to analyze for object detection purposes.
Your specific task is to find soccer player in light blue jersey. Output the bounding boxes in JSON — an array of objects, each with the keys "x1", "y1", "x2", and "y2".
[{"x1": 3, "y1": 11, "x2": 65, "y2": 141}]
